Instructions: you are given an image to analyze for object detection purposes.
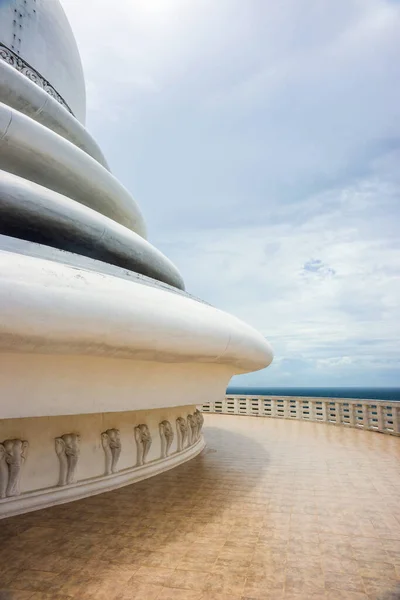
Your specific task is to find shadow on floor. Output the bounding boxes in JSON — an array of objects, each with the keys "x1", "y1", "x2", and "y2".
[{"x1": 0, "y1": 425, "x2": 270, "y2": 585}]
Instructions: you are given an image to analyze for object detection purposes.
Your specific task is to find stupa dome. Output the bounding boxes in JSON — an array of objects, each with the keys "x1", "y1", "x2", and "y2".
[{"x1": 0, "y1": 0, "x2": 86, "y2": 123}]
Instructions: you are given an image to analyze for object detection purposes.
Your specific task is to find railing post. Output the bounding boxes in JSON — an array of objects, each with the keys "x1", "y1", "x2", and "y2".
[
  {"x1": 271, "y1": 398, "x2": 277, "y2": 418},
  {"x1": 376, "y1": 404, "x2": 383, "y2": 431},
  {"x1": 296, "y1": 398, "x2": 302, "y2": 419},
  {"x1": 309, "y1": 399, "x2": 315, "y2": 421},
  {"x1": 394, "y1": 405, "x2": 400, "y2": 435},
  {"x1": 348, "y1": 403, "x2": 355, "y2": 427},
  {"x1": 321, "y1": 400, "x2": 327, "y2": 423},
  {"x1": 335, "y1": 402, "x2": 341, "y2": 425},
  {"x1": 284, "y1": 399, "x2": 289, "y2": 419},
  {"x1": 257, "y1": 397, "x2": 262, "y2": 416},
  {"x1": 362, "y1": 403, "x2": 368, "y2": 429}
]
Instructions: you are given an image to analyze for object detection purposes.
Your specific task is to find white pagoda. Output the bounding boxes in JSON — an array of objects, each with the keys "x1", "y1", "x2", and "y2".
[{"x1": 0, "y1": 0, "x2": 272, "y2": 518}]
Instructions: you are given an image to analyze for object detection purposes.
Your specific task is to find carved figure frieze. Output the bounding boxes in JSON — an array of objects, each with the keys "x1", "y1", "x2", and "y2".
[
  {"x1": 55, "y1": 433, "x2": 80, "y2": 486},
  {"x1": 0, "y1": 439, "x2": 28, "y2": 498},
  {"x1": 101, "y1": 429, "x2": 121, "y2": 475},
  {"x1": 187, "y1": 414, "x2": 197, "y2": 446},
  {"x1": 194, "y1": 409, "x2": 204, "y2": 441},
  {"x1": 176, "y1": 417, "x2": 188, "y2": 452},
  {"x1": 134, "y1": 424, "x2": 152, "y2": 466},
  {"x1": 159, "y1": 420, "x2": 174, "y2": 458}
]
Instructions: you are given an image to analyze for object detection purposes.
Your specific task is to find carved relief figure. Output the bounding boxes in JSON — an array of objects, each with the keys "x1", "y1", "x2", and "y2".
[
  {"x1": 0, "y1": 439, "x2": 28, "y2": 498},
  {"x1": 187, "y1": 414, "x2": 197, "y2": 446},
  {"x1": 55, "y1": 433, "x2": 80, "y2": 486},
  {"x1": 176, "y1": 417, "x2": 188, "y2": 452},
  {"x1": 194, "y1": 409, "x2": 204, "y2": 441},
  {"x1": 101, "y1": 429, "x2": 121, "y2": 475},
  {"x1": 159, "y1": 420, "x2": 174, "y2": 458},
  {"x1": 134, "y1": 424, "x2": 152, "y2": 466}
]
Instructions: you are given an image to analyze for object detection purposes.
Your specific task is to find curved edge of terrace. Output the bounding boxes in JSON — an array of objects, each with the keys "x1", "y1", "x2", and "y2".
[{"x1": 202, "y1": 394, "x2": 400, "y2": 436}]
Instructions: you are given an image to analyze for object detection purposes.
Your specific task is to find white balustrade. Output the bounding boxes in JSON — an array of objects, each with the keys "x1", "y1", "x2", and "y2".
[{"x1": 201, "y1": 395, "x2": 400, "y2": 436}]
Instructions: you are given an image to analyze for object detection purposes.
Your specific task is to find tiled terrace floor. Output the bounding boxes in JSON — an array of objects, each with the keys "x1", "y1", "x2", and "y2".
[{"x1": 1, "y1": 414, "x2": 400, "y2": 600}]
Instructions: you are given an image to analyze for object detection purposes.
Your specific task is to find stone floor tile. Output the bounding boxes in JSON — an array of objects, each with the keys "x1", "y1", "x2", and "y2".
[
  {"x1": 326, "y1": 591, "x2": 370, "y2": 600},
  {"x1": 282, "y1": 593, "x2": 327, "y2": 600},
  {"x1": 325, "y1": 572, "x2": 365, "y2": 593},
  {"x1": 27, "y1": 595, "x2": 71, "y2": 600},
  {"x1": 0, "y1": 592, "x2": 36, "y2": 600},
  {"x1": 117, "y1": 580, "x2": 162, "y2": 599},
  {"x1": 2, "y1": 571, "x2": 58, "y2": 594},
  {"x1": 156, "y1": 589, "x2": 203, "y2": 600},
  {"x1": 204, "y1": 572, "x2": 246, "y2": 596},
  {"x1": 165, "y1": 569, "x2": 209, "y2": 590},
  {"x1": 133, "y1": 566, "x2": 175, "y2": 586}
]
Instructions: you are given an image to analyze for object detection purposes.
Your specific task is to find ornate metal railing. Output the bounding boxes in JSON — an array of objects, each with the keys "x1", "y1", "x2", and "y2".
[{"x1": 201, "y1": 395, "x2": 400, "y2": 436}]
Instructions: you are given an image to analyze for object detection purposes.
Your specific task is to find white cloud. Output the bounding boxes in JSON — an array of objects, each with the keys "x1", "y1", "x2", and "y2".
[{"x1": 61, "y1": 0, "x2": 400, "y2": 386}]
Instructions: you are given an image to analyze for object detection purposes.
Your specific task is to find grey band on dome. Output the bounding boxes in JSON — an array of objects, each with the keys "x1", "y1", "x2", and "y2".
[
  {"x1": 0, "y1": 170, "x2": 185, "y2": 291},
  {"x1": 0, "y1": 44, "x2": 73, "y2": 116},
  {"x1": 0, "y1": 103, "x2": 147, "y2": 238}
]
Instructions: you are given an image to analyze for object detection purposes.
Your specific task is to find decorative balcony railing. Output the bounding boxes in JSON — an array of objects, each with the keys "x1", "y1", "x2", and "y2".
[{"x1": 201, "y1": 395, "x2": 400, "y2": 436}]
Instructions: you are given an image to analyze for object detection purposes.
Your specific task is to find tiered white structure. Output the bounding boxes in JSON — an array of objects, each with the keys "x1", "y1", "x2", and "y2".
[{"x1": 0, "y1": 1, "x2": 272, "y2": 518}]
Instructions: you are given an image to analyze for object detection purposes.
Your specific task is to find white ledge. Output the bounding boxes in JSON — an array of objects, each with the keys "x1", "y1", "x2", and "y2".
[{"x1": 0, "y1": 249, "x2": 273, "y2": 371}]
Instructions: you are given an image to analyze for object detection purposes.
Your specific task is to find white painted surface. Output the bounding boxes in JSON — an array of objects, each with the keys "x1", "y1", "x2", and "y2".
[
  {"x1": 0, "y1": 0, "x2": 86, "y2": 122},
  {"x1": 0, "y1": 103, "x2": 147, "y2": 238},
  {"x1": 0, "y1": 354, "x2": 232, "y2": 419},
  {"x1": 0, "y1": 170, "x2": 185, "y2": 289},
  {"x1": 0, "y1": 250, "x2": 273, "y2": 407},
  {"x1": 0, "y1": 60, "x2": 107, "y2": 167}
]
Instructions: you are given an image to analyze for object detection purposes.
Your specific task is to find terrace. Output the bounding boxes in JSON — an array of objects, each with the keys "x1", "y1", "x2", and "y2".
[{"x1": 1, "y1": 407, "x2": 400, "y2": 599}]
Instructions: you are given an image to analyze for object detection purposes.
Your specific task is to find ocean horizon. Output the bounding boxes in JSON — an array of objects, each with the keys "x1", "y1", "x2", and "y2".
[{"x1": 226, "y1": 386, "x2": 400, "y2": 401}]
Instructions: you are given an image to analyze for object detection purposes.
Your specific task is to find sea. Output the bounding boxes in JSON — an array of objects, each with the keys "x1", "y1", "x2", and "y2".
[{"x1": 226, "y1": 387, "x2": 400, "y2": 401}]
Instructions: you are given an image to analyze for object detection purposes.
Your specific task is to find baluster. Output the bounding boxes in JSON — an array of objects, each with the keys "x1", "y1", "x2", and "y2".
[
  {"x1": 393, "y1": 405, "x2": 400, "y2": 435},
  {"x1": 321, "y1": 400, "x2": 328, "y2": 422},
  {"x1": 270, "y1": 398, "x2": 276, "y2": 418},
  {"x1": 296, "y1": 398, "x2": 302, "y2": 419},
  {"x1": 284, "y1": 399, "x2": 289, "y2": 419},
  {"x1": 348, "y1": 403, "x2": 355, "y2": 426},
  {"x1": 309, "y1": 400, "x2": 315, "y2": 421},
  {"x1": 335, "y1": 402, "x2": 341, "y2": 425},
  {"x1": 257, "y1": 397, "x2": 262, "y2": 416},
  {"x1": 376, "y1": 404, "x2": 383, "y2": 431},
  {"x1": 361, "y1": 403, "x2": 368, "y2": 428}
]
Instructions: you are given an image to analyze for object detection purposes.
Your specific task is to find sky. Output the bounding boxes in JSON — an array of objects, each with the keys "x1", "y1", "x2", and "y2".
[{"x1": 62, "y1": 0, "x2": 400, "y2": 388}]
